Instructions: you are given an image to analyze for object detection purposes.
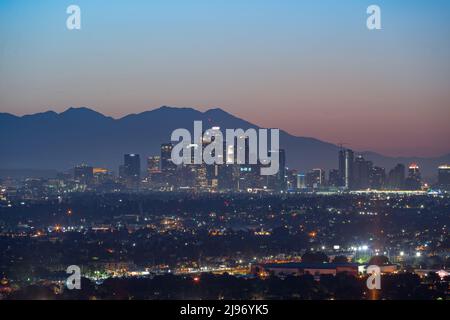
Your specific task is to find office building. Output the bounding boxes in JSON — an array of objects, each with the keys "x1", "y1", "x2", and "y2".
[
  {"x1": 121, "y1": 154, "x2": 141, "y2": 190},
  {"x1": 388, "y1": 164, "x2": 405, "y2": 190},
  {"x1": 370, "y1": 166, "x2": 386, "y2": 190},
  {"x1": 405, "y1": 163, "x2": 421, "y2": 190},
  {"x1": 74, "y1": 164, "x2": 94, "y2": 185},
  {"x1": 438, "y1": 165, "x2": 450, "y2": 189},
  {"x1": 306, "y1": 168, "x2": 325, "y2": 189},
  {"x1": 161, "y1": 143, "x2": 177, "y2": 172},
  {"x1": 339, "y1": 149, "x2": 354, "y2": 189},
  {"x1": 354, "y1": 155, "x2": 372, "y2": 190}
]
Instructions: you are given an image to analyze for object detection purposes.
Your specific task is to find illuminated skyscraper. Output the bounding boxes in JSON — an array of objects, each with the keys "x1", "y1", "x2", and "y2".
[
  {"x1": 161, "y1": 143, "x2": 176, "y2": 172},
  {"x1": 147, "y1": 156, "x2": 161, "y2": 174},
  {"x1": 121, "y1": 154, "x2": 141, "y2": 190},
  {"x1": 438, "y1": 165, "x2": 450, "y2": 189},
  {"x1": 338, "y1": 149, "x2": 354, "y2": 189},
  {"x1": 297, "y1": 173, "x2": 307, "y2": 190},
  {"x1": 405, "y1": 163, "x2": 421, "y2": 190},
  {"x1": 306, "y1": 168, "x2": 325, "y2": 189}
]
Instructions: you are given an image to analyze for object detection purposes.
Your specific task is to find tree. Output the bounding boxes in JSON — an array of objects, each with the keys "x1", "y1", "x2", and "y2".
[
  {"x1": 301, "y1": 251, "x2": 329, "y2": 263},
  {"x1": 368, "y1": 255, "x2": 389, "y2": 266},
  {"x1": 332, "y1": 255, "x2": 349, "y2": 263}
]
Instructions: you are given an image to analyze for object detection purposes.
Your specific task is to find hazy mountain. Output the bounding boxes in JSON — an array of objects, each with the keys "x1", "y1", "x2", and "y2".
[{"x1": 0, "y1": 107, "x2": 448, "y2": 179}]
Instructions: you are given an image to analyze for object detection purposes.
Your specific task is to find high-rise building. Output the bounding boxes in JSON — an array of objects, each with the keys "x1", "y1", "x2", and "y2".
[
  {"x1": 121, "y1": 154, "x2": 141, "y2": 190},
  {"x1": 370, "y1": 166, "x2": 386, "y2": 190},
  {"x1": 297, "y1": 173, "x2": 307, "y2": 190},
  {"x1": 405, "y1": 163, "x2": 421, "y2": 190},
  {"x1": 388, "y1": 164, "x2": 405, "y2": 190},
  {"x1": 74, "y1": 165, "x2": 94, "y2": 185},
  {"x1": 338, "y1": 149, "x2": 346, "y2": 187},
  {"x1": 92, "y1": 168, "x2": 111, "y2": 186},
  {"x1": 218, "y1": 164, "x2": 234, "y2": 191},
  {"x1": 354, "y1": 155, "x2": 372, "y2": 190},
  {"x1": 277, "y1": 149, "x2": 286, "y2": 192},
  {"x1": 438, "y1": 165, "x2": 450, "y2": 189},
  {"x1": 306, "y1": 168, "x2": 325, "y2": 189},
  {"x1": 161, "y1": 143, "x2": 176, "y2": 173},
  {"x1": 195, "y1": 164, "x2": 209, "y2": 190},
  {"x1": 147, "y1": 156, "x2": 161, "y2": 174},
  {"x1": 338, "y1": 149, "x2": 354, "y2": 189},
  {"x1": 286, "y1": 169, "x2": 298, "y2": 191},
  {"x1": 328, "y1": 169, "x2": 341, "y2": 188}
]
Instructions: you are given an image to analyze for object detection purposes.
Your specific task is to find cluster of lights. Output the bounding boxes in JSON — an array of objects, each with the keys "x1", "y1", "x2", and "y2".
[{"x1": 349, "y1": 245, "x2": 369, "y2": 252}]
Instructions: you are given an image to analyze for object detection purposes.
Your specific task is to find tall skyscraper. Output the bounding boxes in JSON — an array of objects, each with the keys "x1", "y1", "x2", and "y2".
[
  {"x1": 405, "y1": 163, "x2": 421, "y2": 190},
  {"x1": 338, "y1": 149, "x2": 346, "y2": 187},
  {"x1": 277, "y1": 149, "x2": 286, "y2": 192},
  {"x1": 438, "y1": 165, "x2": 450, "y2": 189},
  {"x1": 354, "y1": 155, "x2": 372, "y2": 190},
  {"x1": 338, "y1": 149, "x2": 354, "y2": 190},
  {"x1": 121, "y1": 154, "x2": 141, "y2": 190},
  {"x1": 161, "y1": 143, "x2": 176, "y2": 173},
  {"x1": 387, "y1": 164, "x2": 405, "y2": 190},
  {"x1": 370, "y1": 166, "x2": 386, "y2": 190}
]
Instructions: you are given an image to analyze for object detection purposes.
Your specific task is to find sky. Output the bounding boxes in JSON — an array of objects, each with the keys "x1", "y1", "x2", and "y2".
[{"x1": 1, "y1": 0, "x2": 450, "y2": 157}]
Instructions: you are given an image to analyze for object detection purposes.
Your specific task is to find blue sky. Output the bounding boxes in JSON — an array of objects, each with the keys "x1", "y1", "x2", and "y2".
[{"x1": 1, "y1": 0, "x2": 450, "y2": 156}]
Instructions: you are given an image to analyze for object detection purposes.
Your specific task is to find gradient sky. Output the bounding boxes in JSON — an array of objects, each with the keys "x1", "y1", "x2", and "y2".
[{"x1": 1, "y1": 0, "x2": 450, "y2": 157}]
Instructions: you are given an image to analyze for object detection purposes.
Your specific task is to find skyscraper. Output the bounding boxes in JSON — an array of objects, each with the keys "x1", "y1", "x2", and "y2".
[
  {"x1": 388, "y1": 164, "x2": 405, "y2": 190},
  {"x1": 438, "y1": 165, "x2": 450, "y2": 189},
  {"x1": 405, "y1": 163, "x2": 421, "y2": 190},
  {"x1": 161, "y1": 143, "x2": 176, "y2": 173},
  {"x1": 147, "y1": 156, "x2": 161, "y2": 174},
  {"x1": 370, "y1": 166, "x2": 386, "y2": 190},
  {"x1": 306, "y1": 168, "x2": 325, "y2": 189},
  {"x1": 354, "y1": 155, "x2": 372, "y2": 190},
  {"x1": 297, "y1": 173, "x2": 307, "y2": 190},
  {"x1": 338, "y1": 149, "x2": 354, "y2": 190},
  {"x1": 328, "y1": 169, "x2": 341, "y2": 188},
  {"x1": 121, "y1": 154, "x2": 141, "y2": 190},
  {"x1": 277, "y1": 149, "x2": 286, "y2": 192},
  {"x1": 338, "y1": 149, "x2": 346, "y2": 187}
]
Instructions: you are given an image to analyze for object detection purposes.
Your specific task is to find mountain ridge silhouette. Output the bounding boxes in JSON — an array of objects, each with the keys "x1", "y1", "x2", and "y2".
[{"x1": 1, "y1": 106, "x2": 448, "y2": 178}]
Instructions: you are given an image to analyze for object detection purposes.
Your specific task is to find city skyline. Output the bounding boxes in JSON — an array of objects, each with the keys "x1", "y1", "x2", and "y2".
[
  {"x1": 1, "y1": 1, "x2": 449, "y2": 305},
  {"x1": 1, "y1": 1, "x2": 450, "y2": 157}
]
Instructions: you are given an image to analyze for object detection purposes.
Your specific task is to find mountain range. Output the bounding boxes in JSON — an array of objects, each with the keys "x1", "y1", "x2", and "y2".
[{"x1": 1, "y1": 106, "x2": 449, "y2": 179}]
